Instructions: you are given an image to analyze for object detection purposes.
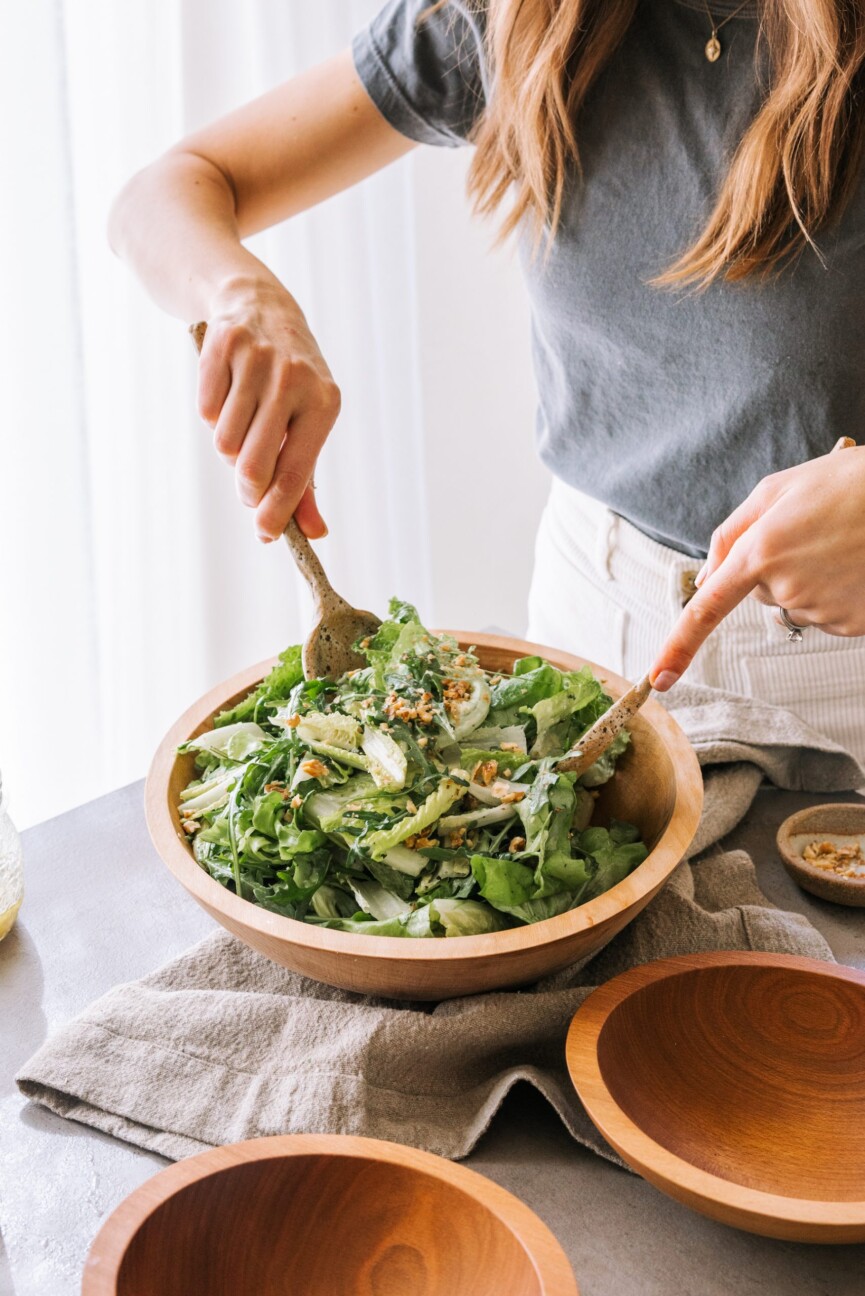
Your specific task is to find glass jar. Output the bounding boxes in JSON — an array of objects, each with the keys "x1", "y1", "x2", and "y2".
[{"x1": 0, "y1": 773, "x2": 24, "y2": 941}]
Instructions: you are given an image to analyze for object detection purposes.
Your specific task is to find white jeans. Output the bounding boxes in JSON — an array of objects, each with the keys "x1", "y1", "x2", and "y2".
[{"x1": 527, "y1": 478, "x2": 865, "y2": 764}]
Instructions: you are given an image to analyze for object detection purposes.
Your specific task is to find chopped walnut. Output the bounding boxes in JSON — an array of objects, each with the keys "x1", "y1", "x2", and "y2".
[
  {"x1": 472, "y1": 759, "x2": 498, "y2": 786},
  {"x1": 384, "y1": 690, "x2": 435, "y2": 726},
  {"x1": 500, "y1": 742, "x2": 522, "y2": 753},
  {"x1": 181, "y1": 819, "x2": 198, "y2": 835},
  {"x1": 299, "y1": 758, "x2": 328, "y2": 781},
  {"x1": 405, "y1": 797, "x2": 418, "y2": 814},
  {"x1": 283, "y1": 713, "x2": 301, "y2": 728},
  {"x1": 508, "y1": 836, "x2": 526, "y2": 853},
  {"x1": 802, "y1": 839, "x2": 865, "y2": 878},
  {"x1": 290, "y1": 795, "x2": 303, "y2": 810}
]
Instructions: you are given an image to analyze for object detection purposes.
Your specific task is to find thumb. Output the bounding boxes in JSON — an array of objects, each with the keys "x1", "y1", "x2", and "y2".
[{"x1": 293, "y1": 479, "x2": 328, "y2": 540}]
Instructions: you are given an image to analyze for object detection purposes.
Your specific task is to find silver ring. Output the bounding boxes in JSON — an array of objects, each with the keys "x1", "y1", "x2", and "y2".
[{"x1": 778, "y1": 606, "x2": 806, "y2": 643}]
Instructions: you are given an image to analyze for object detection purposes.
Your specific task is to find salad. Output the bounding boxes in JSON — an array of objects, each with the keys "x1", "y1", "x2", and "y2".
[{"x1": 177, "y1": 600, "x2": 648, "y2": 938}]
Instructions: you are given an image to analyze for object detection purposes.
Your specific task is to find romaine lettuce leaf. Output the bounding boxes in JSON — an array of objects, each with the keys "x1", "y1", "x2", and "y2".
[
  {"x1": 364, "y1": 777, "x2": 464, "y2": 859},
  {"x1": 214, "y1": 645, "x2": 304, "y2": 727},
  {"x1": 577, "y1": 821, "x2": 648, "y2": 899}
]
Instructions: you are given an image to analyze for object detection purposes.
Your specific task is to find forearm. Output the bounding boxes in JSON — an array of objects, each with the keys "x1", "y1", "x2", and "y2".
[
  {"x1": 107, "y1": 49, "x2": 413, "y2": 541},
  {"x1": 108, "y1": 151, "x2": 284, "y2": 324}
]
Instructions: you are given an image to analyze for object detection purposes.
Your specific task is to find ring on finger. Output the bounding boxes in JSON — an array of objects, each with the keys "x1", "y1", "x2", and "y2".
[{"x1": 778, "y1": 606, "x2": 806, "y2": 643}]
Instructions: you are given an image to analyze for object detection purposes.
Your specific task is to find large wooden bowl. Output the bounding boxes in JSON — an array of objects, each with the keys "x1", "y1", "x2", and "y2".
[
  {"x1": 82, "y1": 1133, "x2": 578, "y2": 1295},
  {"x1": 566, "y1": 952, "x2": 865, "y2": 1242},
  {"x1": 145, "y1": 634, "x2": 702, "y2": 1000}
]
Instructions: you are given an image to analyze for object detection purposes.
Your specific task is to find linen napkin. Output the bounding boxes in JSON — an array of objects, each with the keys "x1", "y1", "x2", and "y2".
[{"x1": 17, "y1": 684, "x2": 864, "y2": 1165}]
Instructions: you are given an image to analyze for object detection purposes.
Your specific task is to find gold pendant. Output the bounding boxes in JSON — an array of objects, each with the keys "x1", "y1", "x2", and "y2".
[{"x1": 705, "y1": 34, "x2": 721, "y2": 61}]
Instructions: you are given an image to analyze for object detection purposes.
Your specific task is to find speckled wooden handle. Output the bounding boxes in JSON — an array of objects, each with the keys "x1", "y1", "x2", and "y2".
[
  {"x1": 556, "y1": 672, "x2": 653, "y2": 776},
  {"x1": 283, "y1": 516, "x2": 338, "y2": 613}
]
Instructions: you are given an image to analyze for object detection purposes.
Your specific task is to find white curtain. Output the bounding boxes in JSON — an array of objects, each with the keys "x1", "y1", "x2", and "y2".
[
  {"x1": 1, "y1": 2, "x2": 545, "y2": 829},
  {"x1": 1, "y1": 1, "x2": 436, "y2": 827}
]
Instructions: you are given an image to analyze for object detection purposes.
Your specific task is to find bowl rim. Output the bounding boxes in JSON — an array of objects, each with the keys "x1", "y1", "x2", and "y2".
[
  {"x1": 775, "y1": 803, "x2": 865, "y2": 889},
  {"x1": 145, "y1": 632, "x2": 703, "y2": 963},
  {"x1": 82, "y1": 1132, "x2": 579, "y2": 1295},
  {"x1": 565, "y1": 950, "x2": 865, "y2": 1232}
]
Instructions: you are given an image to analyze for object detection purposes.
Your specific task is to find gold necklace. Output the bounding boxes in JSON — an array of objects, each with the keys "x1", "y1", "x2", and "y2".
[{"x1": 703, "y1": 0, "x2": 752, "y2": 62}]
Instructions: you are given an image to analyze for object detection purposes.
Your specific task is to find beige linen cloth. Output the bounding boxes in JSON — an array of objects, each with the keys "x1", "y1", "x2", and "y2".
[{"x1": 17, "y1": 683, "x2": 864, "y2": 1165}]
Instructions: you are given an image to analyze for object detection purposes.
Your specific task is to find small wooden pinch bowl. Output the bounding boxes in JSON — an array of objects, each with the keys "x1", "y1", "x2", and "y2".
[
  {"x1": 146, "y1": 633, "x2": 702, "y2": 1000},
  {"x1": 82, "y1": 1133, "x2": 578, "y2": 1295},
  {"x1": 776, "y1": 802, "x2": 865, "y2": 908},
  {"x1": 566, "y1": 952, "x2": 865, "y2": 1242}
]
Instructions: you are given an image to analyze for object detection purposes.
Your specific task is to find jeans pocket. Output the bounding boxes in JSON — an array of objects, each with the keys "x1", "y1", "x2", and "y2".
[{"x1": 743, "y1": 647, "x2": 865, "y2": 763}]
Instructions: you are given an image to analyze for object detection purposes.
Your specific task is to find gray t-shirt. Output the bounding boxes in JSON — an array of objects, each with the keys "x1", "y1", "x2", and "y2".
[{"x1": 353, "y1": 0, "x2": 865, "y2": 557}]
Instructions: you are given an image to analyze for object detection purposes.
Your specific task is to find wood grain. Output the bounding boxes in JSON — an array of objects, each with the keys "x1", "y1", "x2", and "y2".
[
  {"x1": 82, "y1": 1133, "x2": 578, "y2": 1295},
  {"x1": 144, "y1": 633, "x2": 703, "y2": 1000},
  {"x1": 566, "y1": 952, "x2": 865, "y2": 1242}
]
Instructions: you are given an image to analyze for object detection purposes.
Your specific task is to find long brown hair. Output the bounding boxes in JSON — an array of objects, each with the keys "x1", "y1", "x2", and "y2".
[{"x1": 431, "y1": 1, "x2": 865, "y2": 285}]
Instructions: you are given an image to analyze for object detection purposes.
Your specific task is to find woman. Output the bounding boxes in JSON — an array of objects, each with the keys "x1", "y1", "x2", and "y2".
[{"x1": 109, "y1": 0, "x2": 865, "y2": 759}]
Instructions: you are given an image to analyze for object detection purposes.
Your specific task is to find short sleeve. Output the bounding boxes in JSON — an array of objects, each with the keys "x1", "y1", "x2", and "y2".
[{"x1": 352, "y1": 0, "x2": 487, "y2": 147}]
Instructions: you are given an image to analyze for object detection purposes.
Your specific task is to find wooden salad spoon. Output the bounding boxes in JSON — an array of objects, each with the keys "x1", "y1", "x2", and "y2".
[
  {"x1": 189, "y1": 322, "x2": 381, "y2": 679},
  {"x1": 557, "y1": 435, "x2": 857, "y2": 778}
]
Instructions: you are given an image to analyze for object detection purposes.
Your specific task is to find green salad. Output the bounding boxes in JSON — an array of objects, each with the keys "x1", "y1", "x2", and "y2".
[{"x1": 177, "y1": 599, "x2": 648, "y2": 938}]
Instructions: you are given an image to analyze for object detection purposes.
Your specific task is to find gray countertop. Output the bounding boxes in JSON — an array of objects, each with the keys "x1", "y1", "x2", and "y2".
[{"x1": 1, "y1": 779, "x2": 863, "y2": 1295}]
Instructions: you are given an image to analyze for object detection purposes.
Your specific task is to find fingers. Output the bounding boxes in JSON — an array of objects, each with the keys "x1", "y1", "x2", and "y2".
[
  {"x1": 193, "y1": 310, "x2": 340, "y2": 541},
  {"x1": 212, "y1": 382, "x2": 258, "y2": 463},
  {"x1": 254, "y1": 403, "x2": 335, "y2": 541},
  {"x1": 695, "y1": 483, "x2": 769, "y2": 589},
  {"x1": 293, "y1": 484, "x2": 328, "y2": 540},
  {"x1": 234, "y1": 391, "x2": 292, "y2": 508},
  {"x1": 650, "y1": 538, "x2": 758, "y2": 689},
  {"x1": 197, "y1": 341, "x2": 231, "y2": 427}
]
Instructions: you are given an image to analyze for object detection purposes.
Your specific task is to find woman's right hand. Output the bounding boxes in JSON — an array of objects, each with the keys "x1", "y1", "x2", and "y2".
[{"x1": 197, "y1": 275, "x2": 341, "y2": 542}]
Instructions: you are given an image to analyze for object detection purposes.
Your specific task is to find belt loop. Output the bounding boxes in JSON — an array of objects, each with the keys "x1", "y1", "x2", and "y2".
[
  {"x1": 596, "y1": 510, "x2": 619, "y2": 581},
  {"x1": 673, "y1": 563, "x2": 700, "y2": 613}
]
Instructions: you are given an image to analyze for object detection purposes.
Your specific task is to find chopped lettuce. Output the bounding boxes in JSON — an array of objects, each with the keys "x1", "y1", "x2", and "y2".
[
  {"x1": 214, "y1": 645, "x2": 304, "y2": 727},
  {"x1": 361, "y1": 726, "x2": 408, "y2": 791},
  {"x1": 179, "y1": 599, "x2": 646, "y2": 937}
]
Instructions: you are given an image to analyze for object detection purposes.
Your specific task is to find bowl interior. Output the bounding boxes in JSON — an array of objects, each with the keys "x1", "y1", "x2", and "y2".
[
  {"x1": 114, "y1": 1153, "x2": 543, "y2": 1296},
  {"x1": 596, "y1": 964, "x2": 865, "y2": 1202}
]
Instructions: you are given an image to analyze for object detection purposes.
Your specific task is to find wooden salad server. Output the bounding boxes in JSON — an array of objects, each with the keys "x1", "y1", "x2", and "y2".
[
  {"x1": 189, "y1": 322, "x2": 381, "y2": 679},
  {"x1": 557, "y1": 435, "x2": 857, "y2": 778},
  {"x1": 556, "y1": 673, "x2": 653, "y2": 777}
]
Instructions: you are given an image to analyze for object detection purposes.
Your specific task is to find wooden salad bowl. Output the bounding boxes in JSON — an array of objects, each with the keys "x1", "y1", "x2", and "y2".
[
  {"x1": 566, "y1": 952, "x2": 865, "y2": 1242},
  {"x1": 145, "y1": 633, "x2": 702, "y2": 1000},
  {"x1": 82, "y1": 1133, "x2": 579, "y2": 1295}
]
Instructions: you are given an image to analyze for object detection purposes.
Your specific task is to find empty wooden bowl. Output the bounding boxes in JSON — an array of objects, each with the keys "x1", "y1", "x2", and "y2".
[
  {"x1": 82, "y1": 1134, "x2": 578, "y2": 1295},
  {"x1": 776, "y1": 802, "x2": 865, "y2": 908},
  {"x1": 145, "y1": 633, "x2": 702, "y2": 1000},
  {"x1": 566, "y1": 952, "x2": 865, "y2": 1242}
]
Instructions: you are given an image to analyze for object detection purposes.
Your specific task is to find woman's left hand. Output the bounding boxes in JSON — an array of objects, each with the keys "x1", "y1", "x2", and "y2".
[{"x1": 650, "y1": 442, "x2": 865, "y2": 690}]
